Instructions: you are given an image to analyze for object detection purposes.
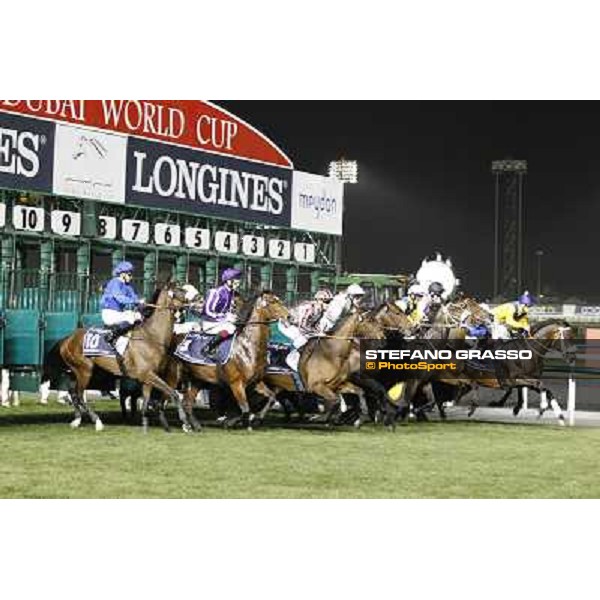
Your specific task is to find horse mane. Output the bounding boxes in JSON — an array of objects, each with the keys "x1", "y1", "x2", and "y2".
[
  {"x1": 530, "y1": 318, "x2": 570, "y2": 334},
  {"x1": 237, "y1": 292, "x2": 263, "y2": 324}
]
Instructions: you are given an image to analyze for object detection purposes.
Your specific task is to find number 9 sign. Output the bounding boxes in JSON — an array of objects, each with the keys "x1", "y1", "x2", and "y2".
[{"x1": 51, "y1": 210, "x2": 81, "y2": 236}]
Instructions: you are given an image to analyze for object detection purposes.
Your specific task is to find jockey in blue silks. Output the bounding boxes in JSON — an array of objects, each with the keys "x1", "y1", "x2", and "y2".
[
  {"x1": 100, "y1": 261, "x2": 143, "y2": 343},
  {"x1": 201, "y1": 267, "x2": 242, "y2": 355}
]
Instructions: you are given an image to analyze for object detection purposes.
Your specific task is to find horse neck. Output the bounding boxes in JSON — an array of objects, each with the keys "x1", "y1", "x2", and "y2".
[
  {"x1": 142, "y1": 291, "x2": 175, "y2": 344},
  {"x1": 237, "y1": 303, "x2": 270, "y2": 357},
  {"x1": 333, "y1": 312, "x2": 360, "y2": 337}
]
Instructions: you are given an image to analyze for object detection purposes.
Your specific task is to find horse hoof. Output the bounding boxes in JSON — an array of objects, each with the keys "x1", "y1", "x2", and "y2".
[
  {"x1": 95, "y1": 420, "x2": 104, "y2": 432},
  {"x1": 353, "y1": 418, "x2": 362, "y2": 429},
  {"x1": 182, "y1": 424, "x2": 192, "y2": 434},
  {"x1": 70, "y1": 418, "x2": 82, "y2": 429}
]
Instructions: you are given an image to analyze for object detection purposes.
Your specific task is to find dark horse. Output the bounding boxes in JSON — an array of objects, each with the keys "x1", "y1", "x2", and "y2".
[
  {"x1": 42, "y1": 284, "x2": 194, "y2": 432},
  {"x1": 396, "y1": 319, "x2": 577, "y2": 425}
]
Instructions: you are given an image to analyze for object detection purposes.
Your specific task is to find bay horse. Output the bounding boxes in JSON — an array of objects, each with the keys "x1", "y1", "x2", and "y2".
[
  {"x1": 171, "y1": 291, "x2": 290, "y2": 431},
  {"x1": 43, "y1": 284, "x2": 195, "y2": 432}
]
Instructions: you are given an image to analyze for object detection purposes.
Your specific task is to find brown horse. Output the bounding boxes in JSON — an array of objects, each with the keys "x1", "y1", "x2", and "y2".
[
  {"x1": 44, "y1": 284, "x2": 194, "y2": 432},
  {"x1": 261, "y1": 302, "x2": 410, "y2": 425},
  {"x1": 171, "y1": 291, "x2": 290, "y2": 431}
]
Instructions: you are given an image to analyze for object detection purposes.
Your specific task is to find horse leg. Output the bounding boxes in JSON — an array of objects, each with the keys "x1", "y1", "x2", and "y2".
[
  {"x1": 513, "y1": 388, "x2": 525, "y2": 416},
  {"x1": 489, "y1": 387, "x2": 513, "y2": 408},
  {"x1": 544, "y1": 387, "x2": 566, "y2": 425},
  {"x1": 467, "y1": 385, "x2": 480, "y2": 418},
  {"x1": 229, "y1": 379, "x2": 253, "y2": 431},
  {"x1": 183, "y1": 385, "x2": 203, "y2": 433},
  {"x1": 309, "y1": 383, "x2": 340, "y2": 426},
  {"x1": 76, "y1": 369, "x2": 103, "y2": 431},
  {"x1": 254, "y1": 381, "x2": 278, "y2": 425},
  {"x1": 68, "y1": 378, "x2": 84, "y2": 429},
  {"x1": 143, "y1": 372, "x2": 191, "y2": 433},
  {"x1": 141, "y1": 384, "x2": 153, "y2": 433}
]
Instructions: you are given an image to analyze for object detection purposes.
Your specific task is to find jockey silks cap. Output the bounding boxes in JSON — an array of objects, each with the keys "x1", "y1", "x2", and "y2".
[
  {"x1": 408, "y1": 284, "x2": 426, "y2": 296},
  {"x1": 221, "y1": 267, "x2": 242, "y2": 283},
  {"x1": 113, "y1": 261, "x2": 134, "y2": 276},
  {"x1": 428, "y1": 281, "x2": 444, "y2": 296},
  {"x1": 346, "y1": 284, "x2": 365, "y2": 296},
  {"x1": 315, "y1": 289, "x2": 333, "y2": 302},
  {"x1": 518, "y1": 291, "x2": 534, "y2": 306}
]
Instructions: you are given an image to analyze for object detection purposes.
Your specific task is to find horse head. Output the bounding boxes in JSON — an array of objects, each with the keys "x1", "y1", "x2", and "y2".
[{"x1": 533, "y1": 319, "x2": 577, "y2": 364}]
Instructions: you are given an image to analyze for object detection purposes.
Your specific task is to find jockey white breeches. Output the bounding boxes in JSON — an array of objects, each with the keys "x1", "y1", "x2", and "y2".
[
  {"x1": 201, "y1": 320, "x2": 236, "y2": 336},
  {"x1": 277, "y1": 321, "x2": 308, "y2": 349},
  {"x1": 102, "y1": 309, "x2": 142, "y2": 326},
  {"x1": 174, "y1": 321, "x2": 202, "y2": 335}
]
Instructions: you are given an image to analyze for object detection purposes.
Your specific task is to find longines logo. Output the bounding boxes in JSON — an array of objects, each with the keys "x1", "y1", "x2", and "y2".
[{"x1": 131, "y1": 150, "x2": 285, "y2": 215}]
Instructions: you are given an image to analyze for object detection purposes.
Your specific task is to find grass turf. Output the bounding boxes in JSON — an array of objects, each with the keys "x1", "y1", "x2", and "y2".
[{"x1": 1, "y1": 396, "x2": 599, "y2": 498}]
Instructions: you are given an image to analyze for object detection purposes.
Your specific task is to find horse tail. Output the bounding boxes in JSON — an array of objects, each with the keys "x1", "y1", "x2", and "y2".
[{"x1": 41, "y1": 338, "x2": 69, "y2": 387}]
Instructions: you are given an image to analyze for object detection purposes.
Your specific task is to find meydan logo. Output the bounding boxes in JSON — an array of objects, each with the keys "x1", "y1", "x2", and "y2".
[{"x1": 299, "y1": 191, "x2": 338, "y2": 219}]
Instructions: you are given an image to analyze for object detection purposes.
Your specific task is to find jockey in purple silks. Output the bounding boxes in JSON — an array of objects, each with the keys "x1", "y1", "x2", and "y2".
[{"x1": 201, "y1": 268, "x2": 242, "y2": 355}]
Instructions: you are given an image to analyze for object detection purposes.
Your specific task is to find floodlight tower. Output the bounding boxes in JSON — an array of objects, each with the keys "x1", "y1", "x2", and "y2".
[
  {"x1": 329, "y1": 158, "x2": 358, "y2": 275},
  {"x1": 492, "y1": 159, "x2": 527, "y2": 299}
]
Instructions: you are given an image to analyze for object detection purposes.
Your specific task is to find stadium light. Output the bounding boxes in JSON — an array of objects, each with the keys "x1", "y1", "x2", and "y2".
[{"x1": 329, "y1": 158, "x2": 358, "y2": 184}]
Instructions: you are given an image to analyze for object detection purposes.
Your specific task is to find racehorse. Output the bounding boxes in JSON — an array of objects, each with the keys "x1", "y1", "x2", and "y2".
[
  {"x1": 42, "y1": 283, "x2": 195, "y2": 432},
  {"x1": 172, "y1": 291, "x2": 290, "y2": 431},
  {"x1": 398, "y1": 319, "x2": 576, "y2": 425},
  {"x1": 261, "y1": 302, "x2": 411, "y2": 426}
]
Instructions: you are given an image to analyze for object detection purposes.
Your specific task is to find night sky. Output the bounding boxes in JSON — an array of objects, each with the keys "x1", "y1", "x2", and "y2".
[{"x1": 218, "y1": 101, "x2": 600, "y2": 302}]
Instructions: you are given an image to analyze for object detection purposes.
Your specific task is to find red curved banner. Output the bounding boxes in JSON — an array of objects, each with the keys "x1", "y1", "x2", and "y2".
[{"x1": 0, "y1": 100, "x2": 293, "y2": 168}]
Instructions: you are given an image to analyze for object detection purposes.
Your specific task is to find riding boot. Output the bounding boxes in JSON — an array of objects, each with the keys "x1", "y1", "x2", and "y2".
[
  {"x1": 106, "y1": 323, "x2": 132, "y2": 376},
  {"x1": 204, "y1": 335, "x2": 223, "y2": 360}
]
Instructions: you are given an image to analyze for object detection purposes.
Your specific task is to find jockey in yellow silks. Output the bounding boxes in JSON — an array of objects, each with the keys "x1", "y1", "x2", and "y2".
[
  {"x1": 396, "y1": 283, "x2": 428, "y2": 326},
  {"x1": 491, "y1": 291, "x2": 533, "y2": 339}
]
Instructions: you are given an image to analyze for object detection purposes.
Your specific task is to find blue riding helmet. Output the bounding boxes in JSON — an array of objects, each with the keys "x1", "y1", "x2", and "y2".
[
  {"x1": 518, "y1": 291, "x2": 534, "y2": 306},
  {"x1": 113, "y1": 261, "x2": 134, "y2": 277},
  {"x1": 221, "y1": 267, "x2": 242, "y2": 283}
]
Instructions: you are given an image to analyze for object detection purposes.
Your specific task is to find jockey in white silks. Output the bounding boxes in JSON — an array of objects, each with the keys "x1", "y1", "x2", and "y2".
[
  {"x1": 276, "y1": 289, "x2": 334, "y2": 370},
  {"x1": 100, "y1": 261, "x2": 143, "y2": 343},
  {"x1": 318, "y1": 284, "x2": 366, "y2": 333},
  {"x1": 201, "y1": 267, "x2": 242, "y2": 356}
]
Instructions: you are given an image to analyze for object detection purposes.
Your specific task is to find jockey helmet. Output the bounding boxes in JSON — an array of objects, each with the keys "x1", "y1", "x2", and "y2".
[
  {"x1": 315, "y1": 289, "x2": 333, "y2": 302},
  {"x1": 113, "y1": 261, "x2": 134, "y2": 277},
  {"x1": 221, "y1": 267, "x2": 242, "y2": 283},
  {"x1": 408, "y1": 283, "x2": 426, "y2": 297},
  {"x1": 181, "y1": 284, "x2": 201, "y2": 302},
  {"x1": 518, "y1": 291, "x2": 534, "y2": 306},
  {"x1": 428, "y1": 281, "x2": 445, "y2": 296},
  {"x1": 346, "y1": 284, "x2": 366, "y2": 297}
]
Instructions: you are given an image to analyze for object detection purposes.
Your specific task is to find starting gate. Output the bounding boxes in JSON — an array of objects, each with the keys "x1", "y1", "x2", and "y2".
[{"x1": 0, "y1": 100, "x2": 343, "y2": 391}]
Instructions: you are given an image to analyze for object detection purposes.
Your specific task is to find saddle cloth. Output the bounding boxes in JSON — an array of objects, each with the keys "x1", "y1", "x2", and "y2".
[
  {"x1": 82, "y1": 328, "x2": 130, "y2": 357},
  {"x1": 265, "y1": 343, "x2": 304, "y2": 391},
  {"x1": 174, "y1": 332, "x2": 235, "y2": 366}
]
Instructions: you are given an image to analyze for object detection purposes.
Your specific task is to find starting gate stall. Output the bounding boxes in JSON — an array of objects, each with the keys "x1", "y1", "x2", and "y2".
[{"x1": 0, "y1": 100, "x2": 344, "y2": 392}]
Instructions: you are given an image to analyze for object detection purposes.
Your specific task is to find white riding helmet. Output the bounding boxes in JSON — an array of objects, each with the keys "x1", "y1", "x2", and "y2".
[
  {"x1": 315, "y1": 289, "x2": 334, "y2": 302},
  {"x1": 181, "y1": 284, "x2": 201, "y2": 302},
  {"x1": 408, "y1": 284, "x2": 426, "y2": 297},
  {"x1": 346, "y1": 284, "x2": 366, "y2": 297}
]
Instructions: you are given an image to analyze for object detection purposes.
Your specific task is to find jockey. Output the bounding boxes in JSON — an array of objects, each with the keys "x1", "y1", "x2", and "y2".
[
  {"x1": 100, "y1": 261, "x2": 143, "y2": 343},
  {"x1": 491, "y1": 291, "x2": 534, "y2": 339},
  {"x1": 201, "y1": 267, "x2": 242, "y2": 355},
  {"x1": 397, "y1": 283, "x2": 427, "y2": 325},
  {"x1": 173, "y1": 285, "x2": 204, "y2": 334},
  {"x1": 318, "y1": 284, "x2": 366, "y2": 333},
  {"x1": 276, "y1": 289, "x2": 334, "y2": 370}
]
